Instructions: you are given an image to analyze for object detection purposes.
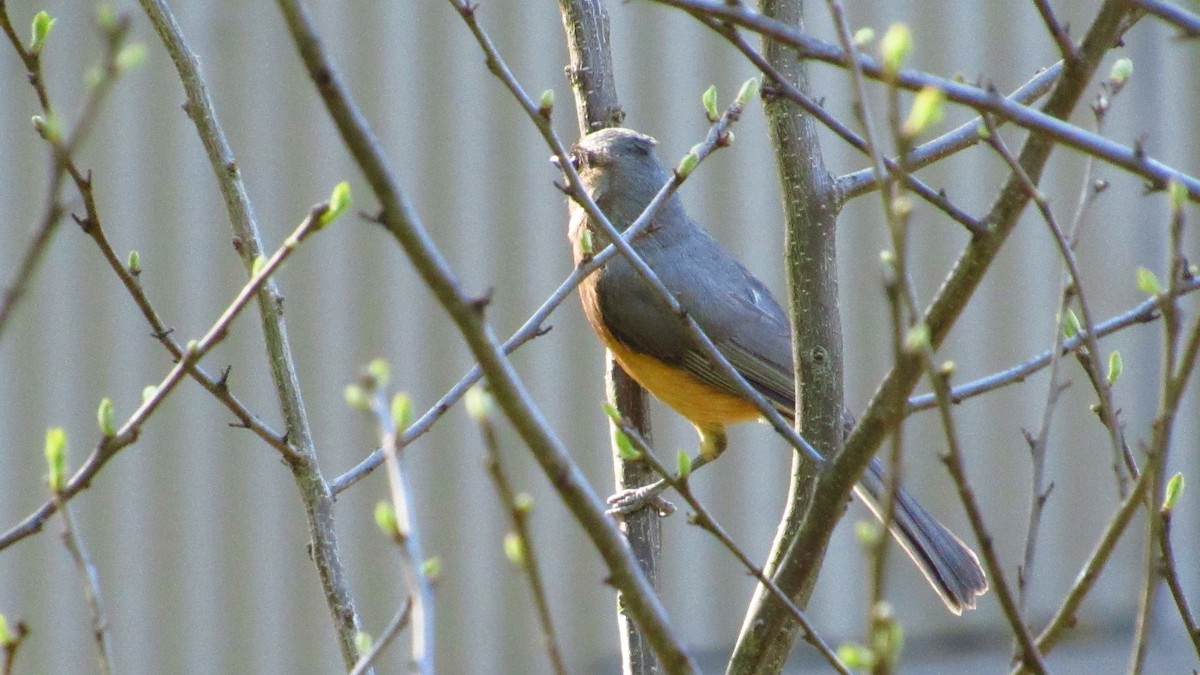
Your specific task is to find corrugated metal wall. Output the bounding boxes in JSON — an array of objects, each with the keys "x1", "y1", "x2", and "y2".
[{"x1": 1, "y1": 0, "x2": 1196, "y2": 672}]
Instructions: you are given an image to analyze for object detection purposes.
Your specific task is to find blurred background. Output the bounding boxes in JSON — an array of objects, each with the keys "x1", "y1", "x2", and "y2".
[{"x1": 1, "y1": 0, "x2": 1197, "y2": 672}]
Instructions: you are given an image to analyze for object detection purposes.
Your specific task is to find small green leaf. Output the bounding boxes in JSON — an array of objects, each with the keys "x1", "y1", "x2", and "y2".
[
  {"x1": 127, "y1": 250, "x2": 141, "y2": 275},
  {"x1": 115, "y1": 44, "x2": 146, "y2": 71},
  {"x1": 354, "y1": 631, "x2": 372, "y2": 655},
  {"x1": 251, "y1": 255, "x2": 268, "y2": 277},
  {"x1": 142, "y1": 385, "x2": 158, "y2": 402},
  {"x1": 578, "y1": 227, "x2": 593, "y2": 256},
  {"x1": 1106, "y1": 350, "x2": 1123, "y2": 385},
  {"x1": 1167, "y1": 179, "x2": 1186, "y2": 213},
  {"x1": 29, "y1": 11, "x2": 56, "y2": 55},
  {"x1": 503, "y1": 531, "x2": 526, "y2": 566},
  {"x1": 837, "y1": 642, "x2": 875, "y2": 669},
  {"x1": 676, "y1": 450, "x2": 692, "y2": 478},
  {"x1": 676, "y1": 151, "x2": 698, "y2": 178},
  {"x1": 734, "y1": 77, "x2": 759, "y2": 107},
  {"x1": 96, "y1": 5, "x2": 118, "y2": 32},
  {"x1": 601, "y1": 402, "x2": 620, "y2": 422},
  {"x1": 513, "y1": 492, "x2": 533, "y2": 514},
  {"x1": 903, "y1": 322, "x2": 930, "y2": 353},
  {"x1": 854, "y1": 520, "x2": 881, "y2": 546},
  {"x1": 1162, "y1": 472, "x2": 1184, "y2": 514},
  {"x1": 1108, "y1": 57, "x2": 1132, "y2": 87},
  {"x1": 1136, "y1": 267, "x2": 1161, "y2": 296},
  {"x1": 0, "y1": 613, "x2": 10, "y2": 645},
  {"x1": 1061, "y1": 308, "x2": 1081, "y2": 339},
  {"x1": 343, "y1": 384, "x2": 370, "y2": 411},
  {"x1": 464, "y1": 385, "x2": 494, "y2": 422},
  {"x1": 366, "y1": 358, "x2": 390, "y2": 389},
  {"x1": 421, "y1": 556, "x2": 442, "y2": 581},
  {"x1": 853, "y1": 27, "x2": 876, "y2": 47},
  {"x1": 45, "y1": 427, "x2": 68, "y2": 492},
  {"x1": 391, "y1": 393, "x2": 412, "y2": 431},
  {"x1": 880, "y1": 23, "x2": 912, "y2": 76},
  {"x1": 319, "y1": 181, "x2": 352, "y2": 228},
  {"x1": 702, "y1": 84, "x2": 719, "y2": 122},
  {"x1": 537, "y1": 88, "x2": 555, "y2": 117},
  {"x1": 939, "y1": 360, "x2": 956, "y2": 376},
  {"x1": 374, "y1": 501, "x2": 398, "y2": 537},
  {"x1": 97, "y1": 397, "x2": 115, "y2": 437},
  {"x1": 902, "y1": 86, "x2": 945, "y2": 138},
  {"x1": 614, "y1": 429, "x2": 640, "y2": 461}
]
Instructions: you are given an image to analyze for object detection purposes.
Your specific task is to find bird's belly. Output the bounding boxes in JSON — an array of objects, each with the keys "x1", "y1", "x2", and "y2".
[{"x1": 606, "y1": 334, "x2": 761, "y2": 429}]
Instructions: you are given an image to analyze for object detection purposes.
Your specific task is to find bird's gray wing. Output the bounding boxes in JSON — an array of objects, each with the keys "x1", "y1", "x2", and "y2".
[{"x1": 595, "y1": 224, "x2": 797, "y2": 416}]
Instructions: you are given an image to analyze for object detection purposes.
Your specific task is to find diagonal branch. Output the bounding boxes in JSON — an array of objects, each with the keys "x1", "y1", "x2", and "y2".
[
  {"x1": 653, "y1": 0, "x2": 1200, "y2": 199},
  {"x1": 135, "y1": 1, "x2": 367, "y2": 667},
  {"x1": 272, "y1": 0, "x2": 696, "y2": 669}
]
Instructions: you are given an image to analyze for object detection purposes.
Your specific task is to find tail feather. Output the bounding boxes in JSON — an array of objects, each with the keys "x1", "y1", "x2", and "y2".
[{"x1": 855, "y1": 458, "x2": 989, "y2": 614}]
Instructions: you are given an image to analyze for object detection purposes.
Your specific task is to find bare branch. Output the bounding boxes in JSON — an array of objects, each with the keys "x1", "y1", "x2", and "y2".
[
  {"x1": 135, "y1": 0, "x2": 368, "y2": 666},
  {"x1": 1032, "y1": 0, "x2": 1079, "y2": 61},
  {"x1": 471, "y1": 389, "x2": 568, "y2": 675},
  {"x1": 349, "y1": 598, "x2": 413, "y2": 675},
  {"x1": 905, "y1": 277, "x2": 1200, "y2": 412},
  {"x1": 54, "y1": 501, "x2": 114, "y2": 675},
  {"x1": 837, "y1": 64, "x2": 1062, "y2": 200},
  {"x1": 353, "y1": 369, "x2": 435, "y2": 675},
  {"x1": 272, "y1": 0, "x2": 696, "y2": 668},
  {"x1": 653, "y1": 0, "x2": 1200, "y2": 199},
  {"x1": 609, "y1": 415, "x2": 849, "y2": 675},
  {"x1": 1133, "y1": 0, "x2": 1200, "y2": 38},
  {"x1": 1, "y1": 205, "x2": 329, "y2": 549}
]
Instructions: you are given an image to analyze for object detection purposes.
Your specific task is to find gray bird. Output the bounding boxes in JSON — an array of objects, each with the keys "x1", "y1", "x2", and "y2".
[{"x1": 559, "y1": 127, "x2": 988, "y2": 614}]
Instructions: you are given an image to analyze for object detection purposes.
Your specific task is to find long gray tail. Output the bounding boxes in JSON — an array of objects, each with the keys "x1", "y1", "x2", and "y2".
[{"x1": 854, "y1": 458, "x2": 988, "y2": 614}]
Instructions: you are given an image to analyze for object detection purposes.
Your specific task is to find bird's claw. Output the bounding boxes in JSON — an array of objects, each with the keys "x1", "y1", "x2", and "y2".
[{"x1": 606, "y1": 487, "x2": 676, "y2": 517}]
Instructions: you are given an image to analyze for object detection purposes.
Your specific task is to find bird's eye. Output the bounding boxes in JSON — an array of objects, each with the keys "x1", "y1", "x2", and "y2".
[{"x1": 569, "y1": 149, "x2": 584, "y2": 170}]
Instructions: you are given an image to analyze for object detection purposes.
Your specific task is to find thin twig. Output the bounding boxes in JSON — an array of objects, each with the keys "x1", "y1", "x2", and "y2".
[
  {"x1": 695, "y1": 14, "x2": 986, "y2": 233},
  {"x1": 1009, "y1": 464, "x2": 1153, "y2": 674},
  {"x1": 730, "y1": 0, "x2": 1137, "y2": 648},
  {"x1": 837, "y1": 64, "x2": 1062, "y2": 200},
  {"x1": 357, "y1": 375, "x2": 435, "y2": 675},
  {"x1": 135, "y1": 0, "x2": 368, "y2": 667},
  {"x1": 980, "y1": 114, "x2": 1137, "y2": 490},
  {"x1": 927, "y1": 366, "x2": 1049, "y2": 674},
  {"x1": 653, "y1": 0, "x2": 1200, "y2": 199},
  {"x1": 0, "y1": 616, "x2": 29, "y2": 675},
  {"x1": 1032, "y1": 0, "x2": 1078, "y2": 61},
  {"x1": 348, "y1": 598, "x2": 413, "y2": 675},
  {"x1": 1, "y1": 205, "x2": 332, "y2": 551},
  {"x1": 609, "y1": 416, "x2": 850, "y2": 675},
  {"x1": 0, "y1": 7, "x2": 131, "y2": 342},
  {"x1": 822, "y1": 5, "x2": 907, "y2": 663},
  {"x1": 1132, "y1": 0, "x2": 1200, "y2": 38},
  {"x1": 273, "y1": 0, "x2": 695, "y2": 668},
  {"x1": 55, "y1": 501, "x2": 114, "y2": 675},
  {"x1": 1159, "y1": 507, "x2": 1200, "y2": 658},
  {"x1": 472, "y1": 392, "x2": 568, "y2": 675},
  {"x1": 905, "y1": 277, "x2": 1200, "y2": 412}
]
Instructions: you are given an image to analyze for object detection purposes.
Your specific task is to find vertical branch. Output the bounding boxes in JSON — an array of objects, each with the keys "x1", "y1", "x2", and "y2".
[
  {"x1": 557, "y1": 3, "x2": 661, "y2": 674},
  {"x1": 135, "y1": 1, "x2": 367, "y2": 668},
  {"x1": 729, "y1": 0, "x2": 842, "y2": 670}
]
